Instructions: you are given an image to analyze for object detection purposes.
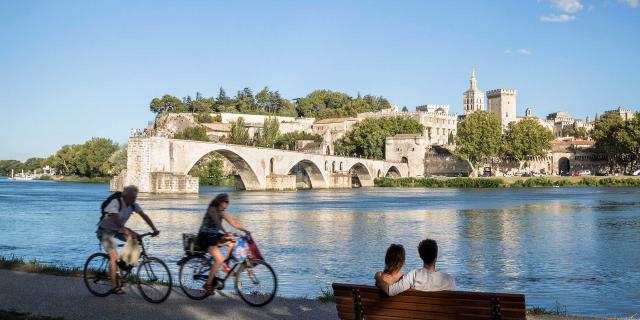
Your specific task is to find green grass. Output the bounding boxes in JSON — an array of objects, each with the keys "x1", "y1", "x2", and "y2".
[
  {"x1": 375, "y1": 177, "x2": 505, "y2": 188},
  {"x1": 528, "y1": 301, "x2": 568, "y2": 316},
  {"x1": 375, "y1": 176, "x2": 640, "y2": 188},
  {"x1": 317, "y1": 286, "x2": 335, "y2": 303},
  {"x1": 0, "y1": 256, "x2": 82, "y2": 277},
  {"x1": 0, "y1": 310, "x2": 63, "y2": 320},
  {"x1": 57, "y1": 176, "x2": 110, "y2": 183}
]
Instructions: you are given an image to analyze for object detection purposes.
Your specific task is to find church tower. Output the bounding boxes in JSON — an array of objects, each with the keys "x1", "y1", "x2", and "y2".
[{"x1": 463, "y1": 68, "x2": 484, "y2": 115}]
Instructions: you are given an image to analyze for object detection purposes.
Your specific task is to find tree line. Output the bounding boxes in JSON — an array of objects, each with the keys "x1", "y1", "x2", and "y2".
[
  {"x1": 0, "y1": 138, "x2": 125, "y2": 178},
  {"x1": 150, "y1": 88, "x2": 392, "y2": 120},
  {"x1": 591, "y1": 112, "x2": 640, "y2": 172}
]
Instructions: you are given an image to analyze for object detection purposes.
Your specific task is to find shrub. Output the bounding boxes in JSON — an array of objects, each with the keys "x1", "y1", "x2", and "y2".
[{"x1": 194, "y1": 113, "x2": 213, "y2": 123}]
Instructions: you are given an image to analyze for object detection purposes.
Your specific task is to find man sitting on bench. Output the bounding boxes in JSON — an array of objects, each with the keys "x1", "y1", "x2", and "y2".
[{"x1": 375, "y1": 239, "x2": 456, "y2": 296}]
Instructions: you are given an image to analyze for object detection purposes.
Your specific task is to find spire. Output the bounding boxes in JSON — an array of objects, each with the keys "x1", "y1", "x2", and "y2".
[{"x1": 470, "y1": 67, "x2": 478, "y2": 90}]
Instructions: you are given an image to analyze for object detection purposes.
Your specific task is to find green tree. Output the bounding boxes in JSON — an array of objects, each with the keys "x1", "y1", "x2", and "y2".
[
  {"x1": 454, "y1": 111, "x2": 503, "y2": 175},
  {"x1": 106, "y1": 145, "x2": 128, "y2": 176},
  {"x1": 274, "y1": 131, "x2": 323, "y2": 150},
  {"x1": 47, "y1": 144, "x2": 82, "y2": 176},
  {"x1": 230, "y1": 117, "x2": 250, "y2": 145},
  {"x1": 188, "y1": 153, "x2": 227, "y2": 185},
  {"x1": 255, "y1": 117, "x2": 280, "y2": 147},
  {"x1": 503, "y1": 118, "x2": 554, "y2": 161},
  {"x1": 0, "y1": 160, "x2": 24, "y2": 176},
  {"x1": 174, "y1": 126, "x2": 209, "y2": 142},
  {"x1": 23, "y1": 157, "x2": 45, "y2": 172},
  {"x1": 294, "y1": 90, "x2": 392, "y2": 119},
  {"x1": 149, "y1": 94, "x2": 185, "y2": 113},
  {"x1": 591, "y1": 112, "x2": 624, "y2": 171},
  {"x1": 569, "y1": 126, "x2": 589, "y2": 139},
  {"x1": 235, "y1": 88, "x2": 256, "y2": 113},
  {"x1": 74, "y1": 138, "x2": 119, "y2": 177},
  {"x1": 195, "y1": 113, "x2": 213, "y2": 123},
  {"x1": 334, "y1": 116, "x2": 423, "y2": 159},
  {"x1": 402, "y1": 106, "x2": 409, "y2": 112}
]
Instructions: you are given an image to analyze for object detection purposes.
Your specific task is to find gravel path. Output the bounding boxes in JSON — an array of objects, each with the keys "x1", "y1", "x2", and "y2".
[{"x1": 0, "y1": 269, "x2": 338, "y2": 320}]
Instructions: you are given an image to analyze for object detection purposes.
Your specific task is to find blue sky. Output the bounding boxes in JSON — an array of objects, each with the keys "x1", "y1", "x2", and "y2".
[{"x1": 1, "y1": 0, "x2": 638, "y2": 160}]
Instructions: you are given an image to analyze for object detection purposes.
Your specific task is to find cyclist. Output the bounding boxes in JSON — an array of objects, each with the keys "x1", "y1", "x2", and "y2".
[
  {"x1": 96, "y1": 185, "x2": 160, "y2": 294},
  {"x1": 197, "y1": 193, "x2": 248, "y2": 295}
]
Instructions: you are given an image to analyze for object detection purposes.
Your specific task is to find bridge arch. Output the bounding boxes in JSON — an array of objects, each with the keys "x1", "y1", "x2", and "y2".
[
  {"x1": 287, "y1": 159, "x2": 328, "y2": 189},
  {"x1": 386, "y1": 166, "x2": 401, "y2": 178},
  {"x1": 349, "y1": 162, "x2": 373, "y2": 188},
  {"x1": 185, "y1": 148, "x2": 262, "y2": 190}
]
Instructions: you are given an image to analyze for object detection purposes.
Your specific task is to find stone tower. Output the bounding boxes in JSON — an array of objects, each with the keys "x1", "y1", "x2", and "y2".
[
  {"x1": 463, "y1": 68, "x2": 484, "y2": 115},
  {"x1": 486, "y1": 89, "x2": 517, "y2": 129}
]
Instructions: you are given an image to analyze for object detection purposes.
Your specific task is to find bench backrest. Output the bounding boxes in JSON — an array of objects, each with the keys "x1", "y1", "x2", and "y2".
[{"x1": 332, "y1": 283, "x2": 526, "y2": 320}]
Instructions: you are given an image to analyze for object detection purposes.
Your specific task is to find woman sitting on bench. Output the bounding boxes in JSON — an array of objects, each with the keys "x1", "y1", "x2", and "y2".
[
  {"x1": 375, "y1": 239, "x2": 455, "y2": 296},
  {"x1": 377, "y1": 244, "x2": 405, "y2": 286}
]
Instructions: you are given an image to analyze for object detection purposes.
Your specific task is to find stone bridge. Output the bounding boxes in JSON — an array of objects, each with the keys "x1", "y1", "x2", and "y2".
[{"x1": 111, "y1": 137, "x2": 409, "y2": 193}]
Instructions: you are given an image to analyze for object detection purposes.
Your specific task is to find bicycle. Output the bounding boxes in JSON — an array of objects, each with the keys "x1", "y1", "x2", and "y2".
[
  {"x1": 83, "y1": 232, "x2": 172, "y2": 303},
  {"x1": 178, "y1": 232, "x2": 277, "y2": 307}
]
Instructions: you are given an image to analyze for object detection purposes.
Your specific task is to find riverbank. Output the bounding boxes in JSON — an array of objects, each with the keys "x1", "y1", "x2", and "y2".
[
  {"x1": 0, "y1": 257, "x2": 616, "y2": 319},
  {"x1": 38, "y1": 175, "x2": 111, "y2": 183},
  {"x1": 374, "y1": 176, "x2": 640, "y2": 188}
]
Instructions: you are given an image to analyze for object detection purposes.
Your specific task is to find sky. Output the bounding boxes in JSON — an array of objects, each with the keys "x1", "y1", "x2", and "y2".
[{"x1": 1, "y1": 0, "x2": 638, "y2": 160}]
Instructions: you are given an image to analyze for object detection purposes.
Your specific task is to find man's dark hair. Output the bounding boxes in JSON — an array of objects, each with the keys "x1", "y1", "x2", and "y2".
[{"x1": 418, "y1": 239, "x2": 438, "y2": 266}]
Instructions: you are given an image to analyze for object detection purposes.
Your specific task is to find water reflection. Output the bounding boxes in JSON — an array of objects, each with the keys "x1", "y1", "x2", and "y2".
[{"x1": 1, "y1": 179, "x2": 639, "y2": 316}]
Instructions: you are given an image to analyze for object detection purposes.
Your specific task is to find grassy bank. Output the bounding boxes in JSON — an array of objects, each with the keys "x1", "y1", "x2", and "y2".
[
  {"x1": 38, "y1": 175, "x2": 110, "y2": 183},
  {"x1": 0, "y1": 310, "x2": 63, "y2": 320},
  {"x1": 375, "y1": 176, "x2": 640, "y2": 188},
  {"x1": 0, "y1": 256, "x2": 82, "y2": 277}
]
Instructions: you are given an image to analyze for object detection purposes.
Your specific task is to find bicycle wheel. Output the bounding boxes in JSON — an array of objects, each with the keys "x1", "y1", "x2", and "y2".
[
  {"x1": 83, "y1": 253, "x2": 113, "y2": 297},
  {"x1": 136, "y1": 257, "x2": 172, "y2": 303},
  {"x1": 178, "y1": 255, "x2": 211, "y2": 300},
  {"x1": 235, "y1": 259, "x2": 277, "y2": 307}
]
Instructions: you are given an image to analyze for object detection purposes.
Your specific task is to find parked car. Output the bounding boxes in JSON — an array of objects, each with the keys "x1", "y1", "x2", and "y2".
[
  {"x1": 595, "y1": 171, "x2": 609, "y2": 176},
  {"x1": 532, "y1": 172, "x2": 544, "y2": 177},
  {"x1": 633, "y1": 169, "x2": 640, "y2": 176},
  {"x1": 521, "y1": 172, "x2": 532, "y2": 177},
  {"x1": 560, "y1": 171, "x2": 572, "y2": 177}
]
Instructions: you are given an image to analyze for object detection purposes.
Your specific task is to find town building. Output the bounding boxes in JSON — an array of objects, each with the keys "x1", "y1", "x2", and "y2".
[
  {"x1": 604, "y1": 107, "x2": 636, "y2": 121},
  {"x1": 487, "y1": 89, "x2": 517, "y2": 129},
  {"x1": 463, "y1": 68, "x2": 484, "y2": 115}
]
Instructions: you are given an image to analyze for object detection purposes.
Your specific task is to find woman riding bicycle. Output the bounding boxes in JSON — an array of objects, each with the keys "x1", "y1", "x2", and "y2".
[{"x1": 198, "y1": 193, "x2": 248, "y2": 295}]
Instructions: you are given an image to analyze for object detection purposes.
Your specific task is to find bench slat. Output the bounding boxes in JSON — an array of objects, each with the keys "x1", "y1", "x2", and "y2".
[{"x1": 332, "y1": 283, "x2": 526, "y2": 320}]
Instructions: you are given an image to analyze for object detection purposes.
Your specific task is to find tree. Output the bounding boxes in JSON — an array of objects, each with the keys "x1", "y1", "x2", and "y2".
[
  {"x1": 454, "y1": 111, "x2": 503, "y2": 175},
  {"x1": 150, "y1": 94, "x2": 184, "y2": 113},
  {"x1": 591, "y1": 112, "x2": 624, "y2": 171},
  {"x1": 274, "y1": 131, "x2": 323, "y2": 150},
  {"x1": 0, "y1": 160, "x2": 24, "y2": 176},
  {"x1": 447, "y1": 132, "x2": 455, "y2": 145},
  {"x1": 174, "y1": 126, "x2": 209, "y2": 142},
  {"x1": 46, "y1": 144, "x2": 82, "y2": 176},
  {"x1": 503, "y1": 118, "x2": 554, "y2": 162},
  {"x1": 106, "y1": 145, "x2": 127, "y2": 176},
  {"x1": 255, "y1": 117, "x2": 280, "y2": 147},
  {"x1": 294, "y1": 90, "x2": 392, "y2": 119},
  {"x1": 334, "y1": 116, "x2": 423, "y2": 159},
  {"x1": 569, "y1": 126, "x2": 589, "y2": 139},
  {"x1": 74, "y1": 138, "x2": 119, "y2": 177},
  {"x1": 235, "y1": 88, "x2": 256, "y2": 113},
  {"x1": 402, "y1": 106, "x2": 409, "y2": 112},
  {"x1": 230, "y1": 117, "x2": 250, "y2": 145},
  {"x1": 188, "y1": 153, "x2": 227, "y2": 185}
]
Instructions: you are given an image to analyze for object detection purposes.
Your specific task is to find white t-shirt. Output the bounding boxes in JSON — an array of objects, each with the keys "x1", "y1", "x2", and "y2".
[
  {"x1": 387, "y1": 268, "x2": 456, "y2": 296},
  {"x1": 98, "y1": 198, "x2": 144, "y2": 233}
]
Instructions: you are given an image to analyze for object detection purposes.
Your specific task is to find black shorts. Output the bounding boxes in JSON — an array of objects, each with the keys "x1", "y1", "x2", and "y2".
[{"x1": 198, "y1": 232, "x2": 222, "y2": 249}]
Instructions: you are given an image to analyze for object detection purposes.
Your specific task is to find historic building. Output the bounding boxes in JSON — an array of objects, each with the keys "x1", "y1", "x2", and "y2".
[
  {"x1": 487, "y1": 89, "x2": 517, "y2": 129},
  {"x1": 605, "y1": 107, "x2": 635, "y2": 121},
  {"x1": 545, "y1": 111, "x2": 595, "y2": 138},
  {"x1": 463, "y1": 68, "x2": 484, "y2": 115}
]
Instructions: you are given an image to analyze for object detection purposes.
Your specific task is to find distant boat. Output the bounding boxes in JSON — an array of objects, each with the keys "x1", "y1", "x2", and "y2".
[{"x1": 8, "y1": 169, "x2": 36, "y2": 181}]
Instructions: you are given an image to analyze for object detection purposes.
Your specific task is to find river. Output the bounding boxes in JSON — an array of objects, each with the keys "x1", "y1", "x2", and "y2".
[{"x1": 0, "y1": 177, "x2": 638, "y2": 316}]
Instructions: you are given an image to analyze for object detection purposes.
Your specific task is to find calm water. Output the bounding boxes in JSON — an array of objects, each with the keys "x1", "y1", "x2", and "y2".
[{"x1": 0, "y1": 177, "x2": 639, "y2": 316}]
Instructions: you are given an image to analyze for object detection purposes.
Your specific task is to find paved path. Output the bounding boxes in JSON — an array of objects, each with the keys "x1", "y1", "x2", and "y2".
[{"x1": 0, "y1": 270, "x2": 338, "y2": 320}]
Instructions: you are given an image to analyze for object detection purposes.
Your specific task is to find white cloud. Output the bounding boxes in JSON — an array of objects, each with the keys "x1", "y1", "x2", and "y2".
[
  {"x1": 545, "y1": 0, "x2": 584, "y2": 13},
  {"x1": 504, "y1": 48, "x2": 532, "y2": 55},
  {"x1": 518, "y1": 48, "x2": 532, "y2": 55},
  {"x1": 540, "y1": 14, "x2": 577, "y2": 22},
  {"x1": 619, "y1": 0, "x2": 639, "y2": 8}
]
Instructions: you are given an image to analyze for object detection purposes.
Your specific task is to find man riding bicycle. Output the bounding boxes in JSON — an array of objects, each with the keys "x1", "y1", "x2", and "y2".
[{"x1": 96, "y1": 185, "x2": 159, "y2": 294}]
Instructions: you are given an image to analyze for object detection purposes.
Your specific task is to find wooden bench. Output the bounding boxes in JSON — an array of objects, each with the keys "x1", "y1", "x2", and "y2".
[{"x1": 333, "y1": 283, "x2": 526, "y2": 320}]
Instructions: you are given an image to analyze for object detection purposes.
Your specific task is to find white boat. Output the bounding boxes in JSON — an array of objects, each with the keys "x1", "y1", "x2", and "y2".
[{"x1": 8, "y1": 169, "x2": 36, "y2": 181}]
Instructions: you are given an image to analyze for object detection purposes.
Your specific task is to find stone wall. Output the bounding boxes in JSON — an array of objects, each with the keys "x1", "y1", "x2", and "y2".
[{"x1": 424, "y1": 154, "x2": 471, "y2": 177}]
